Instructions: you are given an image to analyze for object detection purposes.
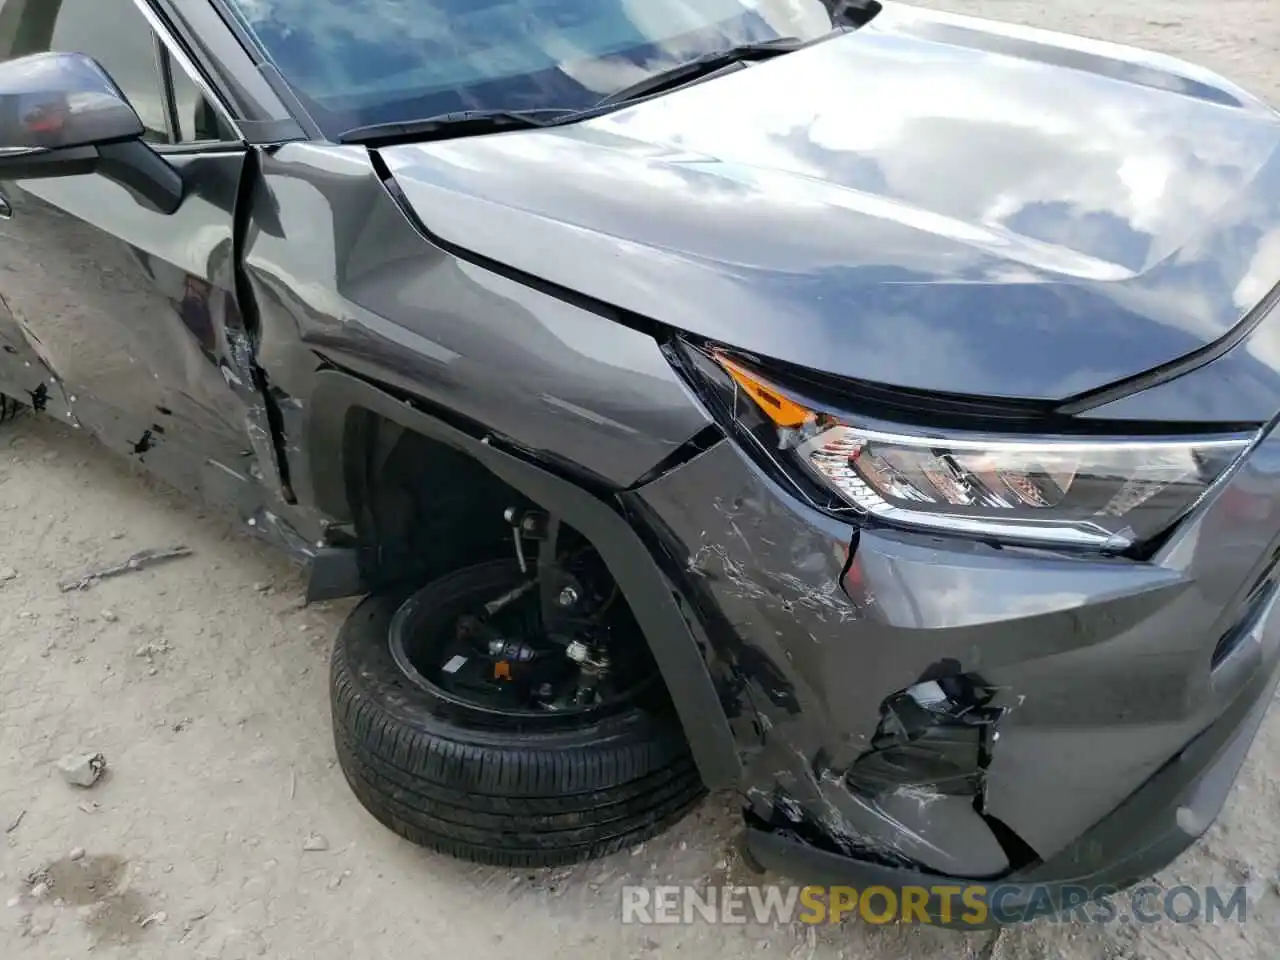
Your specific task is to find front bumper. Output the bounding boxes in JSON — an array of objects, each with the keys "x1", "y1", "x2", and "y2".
[
  {"x1": 746, "y1": 620, "x2": 1279, "y2": 927},
  {"x1": 627, "y1": 421, "x2": 1280, "y2": 900}
]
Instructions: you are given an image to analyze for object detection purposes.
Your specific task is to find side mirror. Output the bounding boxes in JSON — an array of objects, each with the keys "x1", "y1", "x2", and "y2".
[
  {"x1": 0, "y1": 51, "x2": 143, "y2": 150},
  {"x1": 0, "y1": 52, "x2": 183, "y2": 214}
]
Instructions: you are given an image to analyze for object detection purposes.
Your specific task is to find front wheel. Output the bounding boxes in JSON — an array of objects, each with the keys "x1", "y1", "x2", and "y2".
[{"x1": 330, "y1": 560, "x2": 706, "y2": 867}]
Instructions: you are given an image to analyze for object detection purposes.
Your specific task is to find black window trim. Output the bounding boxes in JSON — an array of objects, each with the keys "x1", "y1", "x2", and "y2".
[
  {"x1": 129, "y1": 0, "x2": 246, "y2": 147},
  {"x1": 201, "y1": 0, "x2": 324, "y2": 141},
  {"x1": 152, "y1": 35, "x2": 182, "y2": 143},
  {"x1": 158, "y1": 0, "x2": 308, "y2": 143}
]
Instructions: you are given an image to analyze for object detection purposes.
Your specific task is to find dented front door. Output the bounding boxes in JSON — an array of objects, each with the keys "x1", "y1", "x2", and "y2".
[
  {"x1": 0, "y1": 0, "x2": 284, "y2": 512},
  {"x1": 0, "y1": 151, "x2": 278, "y2": 508}
]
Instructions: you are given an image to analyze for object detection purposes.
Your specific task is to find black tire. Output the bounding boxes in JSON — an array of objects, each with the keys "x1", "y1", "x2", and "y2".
[{"x1": 331, "y1": 560, "x2": 707, "y2": 867}]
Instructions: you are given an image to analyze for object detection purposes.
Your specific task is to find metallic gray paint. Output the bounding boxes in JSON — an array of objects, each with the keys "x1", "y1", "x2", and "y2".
[
  {"x1": 0, "y1": 148, "x2": 283, "y2": 497},
  {"x1": 0, "y1": 52, "x2": 144, "y2": 151},
  {"x1": 633, "y1": 430, "x2": 1280, "y2": 869},
  {"x1": 242, "y1": 142, "x2": 713, "y2": 490},
  {"x1": 381, "y1": 2, "x2": 1280, "y2": 403},
  {"x1": 0, "y1": 0, "x2": 1278, "y2": 894}
]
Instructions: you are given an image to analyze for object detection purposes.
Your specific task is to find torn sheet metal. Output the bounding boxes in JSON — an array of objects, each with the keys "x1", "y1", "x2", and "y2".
[
  {"x1": 0, "y1": 301, "x2": 77, "y2": 426},
  {"x1": 244, "y1": 505, "x2": 319, "y2": 561},
  {"x1": 848, "y1": 672, "x2": 1007, "y2": 796},
  {"x1": 740, "y1": 666, "x2": 1014, "y2": 878},
  {"x1": 634, "y1": 441, "x2": 1024, "y2": 877}
]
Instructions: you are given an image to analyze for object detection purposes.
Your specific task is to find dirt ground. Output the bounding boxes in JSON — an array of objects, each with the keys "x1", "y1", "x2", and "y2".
[{"x1": 4, "y1": 3, "x2": 1280, "y2": 958}]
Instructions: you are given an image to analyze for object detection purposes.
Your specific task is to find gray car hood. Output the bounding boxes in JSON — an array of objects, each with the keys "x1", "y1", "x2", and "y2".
[{"x1": 379, "y1": 3, "x2": 1280, "y2": 401}]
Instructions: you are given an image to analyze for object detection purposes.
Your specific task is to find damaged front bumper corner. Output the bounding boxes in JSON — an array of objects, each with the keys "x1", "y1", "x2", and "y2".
[
  {"x1": 746, "y1": 631, "x2": 1280, "y2": 927},
  {"x1": 626, "y1": 425, "x2": 1280, "y2": 921}
]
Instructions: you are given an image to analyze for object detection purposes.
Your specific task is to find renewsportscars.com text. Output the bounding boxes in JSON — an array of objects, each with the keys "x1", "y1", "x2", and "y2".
[{"x1": 620, "y1": 884, "x2": 1249, "y2": 926}]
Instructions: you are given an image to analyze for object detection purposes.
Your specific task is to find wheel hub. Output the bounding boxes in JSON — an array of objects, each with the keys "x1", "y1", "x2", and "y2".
[{"x1": 390, "y1": 515, "x2": 656, "y2": 719}]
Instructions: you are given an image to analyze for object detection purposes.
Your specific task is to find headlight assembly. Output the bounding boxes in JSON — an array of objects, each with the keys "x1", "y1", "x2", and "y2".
[{"x1": 677, "y1": 342, "x2": 1256, "y2": 551}]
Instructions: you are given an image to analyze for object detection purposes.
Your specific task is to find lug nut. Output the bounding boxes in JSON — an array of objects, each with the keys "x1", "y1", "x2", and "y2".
[
  {"x1": 565, "y1": 640, "x2": 589, "y2": 663},
  {"x1": 557, "y1": 586, "x2": 579, "y2": 608}
]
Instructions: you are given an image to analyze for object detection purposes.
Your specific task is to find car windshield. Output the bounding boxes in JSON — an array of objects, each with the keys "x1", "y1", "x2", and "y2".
[{"x1": 221, "y1": 0, "x2": 863, "y2": 137}]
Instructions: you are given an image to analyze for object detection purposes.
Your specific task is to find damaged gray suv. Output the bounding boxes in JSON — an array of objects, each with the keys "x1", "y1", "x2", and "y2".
[{"x1": 1, "y1": 0, "x2": 1279, "y2": 925}]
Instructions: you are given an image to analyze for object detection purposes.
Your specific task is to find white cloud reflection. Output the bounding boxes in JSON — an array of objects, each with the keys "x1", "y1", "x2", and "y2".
[
  {"x1": 380, "y1": 3, "x2": 1280, "y2": 395},
  {"x1": 226, "y1": 0, "x2": 836, "y2": 100}
]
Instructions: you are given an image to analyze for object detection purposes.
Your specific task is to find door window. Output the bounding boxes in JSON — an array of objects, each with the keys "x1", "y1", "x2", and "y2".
[
  {"x1": 0, "y1": 0, "x2": 236, "y2": 145},
  {"x1": 52, "y1": 0, "x2": 169, "y2": 141},
  {"x1": 168, "y1": 51, "x2": 238, "y2": 143}
]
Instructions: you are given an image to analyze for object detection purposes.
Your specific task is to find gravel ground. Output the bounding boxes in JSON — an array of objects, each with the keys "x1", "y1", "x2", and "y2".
[{"x1": 3, "y1": 3, "x2": 1280, "y2": 958}]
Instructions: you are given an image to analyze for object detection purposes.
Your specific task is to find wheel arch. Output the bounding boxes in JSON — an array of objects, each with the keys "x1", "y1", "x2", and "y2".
[{"x1": 301, "y1": 367, "x2": 743, "y2": 792}]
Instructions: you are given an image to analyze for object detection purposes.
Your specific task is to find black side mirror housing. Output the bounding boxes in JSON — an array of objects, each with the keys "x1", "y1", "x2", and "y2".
[{"x1": 0, "y1": 51, "x2": 183, "y2": 214}]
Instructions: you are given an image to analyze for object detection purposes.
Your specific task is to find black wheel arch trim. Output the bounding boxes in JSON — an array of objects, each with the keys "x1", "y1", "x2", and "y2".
[{"x1": 302, "y1": 367, "x2": 743, "y2": 792}]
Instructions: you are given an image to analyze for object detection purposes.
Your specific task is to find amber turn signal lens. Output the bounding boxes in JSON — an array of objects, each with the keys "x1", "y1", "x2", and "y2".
[{"x1": 713, "y1": 352, "x2": 813, "y2": 429}]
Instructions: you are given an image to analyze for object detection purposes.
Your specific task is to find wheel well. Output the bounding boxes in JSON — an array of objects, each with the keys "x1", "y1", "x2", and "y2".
[
  {"x1": 343, "y1": 410, "x2": 678, "y2": 727},
  {"x1": 307, "y1": 371, "x2": 742, "y2": 790},
  {"x1": 343, "y1": 408, "x2": 531, "y2": 591}
]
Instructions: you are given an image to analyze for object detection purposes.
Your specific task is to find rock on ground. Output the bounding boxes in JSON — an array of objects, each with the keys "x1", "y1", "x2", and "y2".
[{"x1": 54, "y1": 753, "x2": 106, "y2": 789}]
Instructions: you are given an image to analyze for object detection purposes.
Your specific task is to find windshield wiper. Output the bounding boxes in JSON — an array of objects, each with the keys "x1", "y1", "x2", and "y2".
[
  {"x1": 339, "y1": 35, "x2": 826, "y2": 144},
  {"x1": 338, "y1": 108, "x2": 587, "y2": 146},
  {"x1": 594, "y1": 36, "x2": 810, "y2": 108}
]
